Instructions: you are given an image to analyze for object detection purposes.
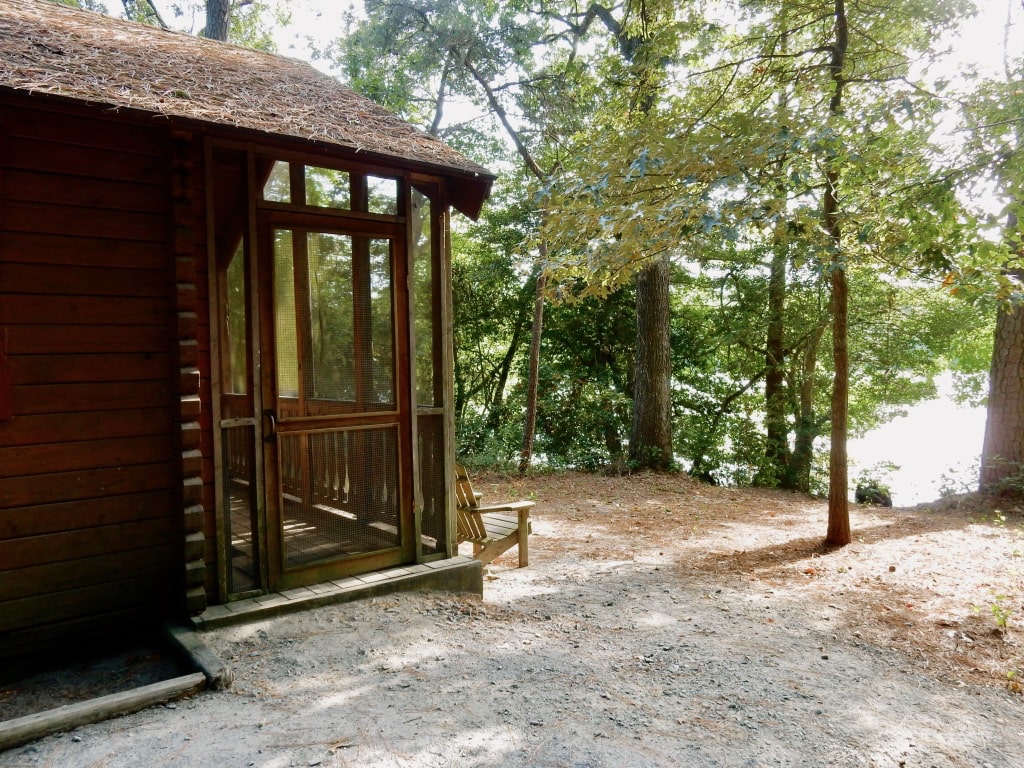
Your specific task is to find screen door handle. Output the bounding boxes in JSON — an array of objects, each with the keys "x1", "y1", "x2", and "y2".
[{"x1": 263, "y1": 410, "x2": 277, "y2": 442}]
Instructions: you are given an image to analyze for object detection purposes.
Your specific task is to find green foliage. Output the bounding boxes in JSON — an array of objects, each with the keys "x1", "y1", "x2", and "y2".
[
  {"x1": 455, "y1": 407, "x2": 528, "y2": 471},
  {"x1": 650, "y1": 239, "x2": 983, "y2": 486},
  {"x1": 119, "y1": 0, "x2": 162, "y2": 24},
  {"x1": 538, "y1": 0, "x2": 974, "y2": 289},
  {"x1": 104, "y1": 1, "x2": 287, "y2": 49},
  {"x1": 944, "y1": 305, "x2": 997, "y2": 406},
  {"x1": 449, "y1": 181, "x2": 541, "y2": 467},
  {"x1": 927, "y1": 8, "x2": 1024, "y2": 302},
  {"x1": 976, "y1": 458, "x2": 1024, "y2": 498},
  {"x1": 973, "y1": 590, "x2": 1015, "y2": 634},
  {"x1": 336, "y1": 1, "x2": 631, "y2": 470},
  {"x1": 70, "y1": 0, "x2": 1012, "y2": 487},
  {"x1": 226, "y1": 1, "x2": 287, "y2": 51},
  {"x1": 333, "y1": 0, "x2": 572, "y2": 163},
  {"x1": 526, "y1": 0, "x2": 989, "y2": 489},
  {"x1": 327, "y1": 0, "x2": 1003, "y2": 489},
  {"x1": 853, "y1": 463, "x2": 896, "y2": 499},
  {"x1": 453, "y1": 215, "x2": 640, "y2": 471},
  {"x1": 845, "y1": 271, "x2": 978, "y2": 433},
  {"x1": 667, "y1": 270, "x2": 775, "y2": 483},
  {"x1": 533, "y1": 370, "x2": 633, "y2": 470},
  {"x1": 531, "y1": 288, "x2": 635, "y2": 469}
]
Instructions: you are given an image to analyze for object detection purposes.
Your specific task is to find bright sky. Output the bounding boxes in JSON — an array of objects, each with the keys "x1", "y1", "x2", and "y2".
[
  {"x1": 266, "y1": 0, "x2": 347, "y2": 66},
  {"x1": 130, "y1": 1, "x2": 1017, "y2": 76},
  {"x1": 961, "y1": 0, "x2": 1020, "y2": 76},
  {"x1": 262, "y1": 1, "x2": 1021, "y2": 70},
  {"x1": 848, "y1": 375, "x2": 987, "y2": 506}
]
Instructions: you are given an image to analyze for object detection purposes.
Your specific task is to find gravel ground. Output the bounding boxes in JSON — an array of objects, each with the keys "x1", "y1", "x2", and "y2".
[{"x1": 2, "y1": 471, "x2": 1023, "y2": 767}]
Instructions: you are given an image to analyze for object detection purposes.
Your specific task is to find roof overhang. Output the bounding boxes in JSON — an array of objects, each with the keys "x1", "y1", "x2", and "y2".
[{"x1": 0, "y1": 0, "x2": 495, "y2": 219}]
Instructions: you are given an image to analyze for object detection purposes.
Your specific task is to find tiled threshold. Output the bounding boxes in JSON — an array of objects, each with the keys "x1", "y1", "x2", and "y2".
[{"x1": 192, "y1": 556, "x2": 483, "y2": 630}]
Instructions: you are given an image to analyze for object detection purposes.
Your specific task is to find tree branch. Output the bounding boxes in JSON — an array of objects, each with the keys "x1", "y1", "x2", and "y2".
[
  {"x1": 428, "y1": 55, "x2": 452, "y2": 137},
  {"x1": 122, "y1": 0, "x2": 170, "y2": 29},
  {"x1": 461, "y1": 55, "x2": 547, "y2": 180}
]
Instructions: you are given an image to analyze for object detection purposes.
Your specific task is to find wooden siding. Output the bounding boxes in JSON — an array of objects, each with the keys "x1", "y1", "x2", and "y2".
[
  {"x1": 170, "y1": 130, "x2": 211, "y2": 613},
  {"x1": 0, "y1": 98, "x2": 180, "y2": 658}
]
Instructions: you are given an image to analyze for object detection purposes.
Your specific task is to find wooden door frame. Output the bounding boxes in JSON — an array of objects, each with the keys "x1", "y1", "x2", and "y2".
[
  {"x1": 255, "y1": 212, "x2": 416, "y2": 590},
  {"x1": 207, "y1": 140, "x2": 441, "y2": 600},
  {"x1": 207, "y1": 144, "x2": 271, "y2": 603}
]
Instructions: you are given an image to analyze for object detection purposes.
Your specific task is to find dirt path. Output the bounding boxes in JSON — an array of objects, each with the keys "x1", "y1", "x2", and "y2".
[{"x1": 3, "y1": 472, "x2": 1023, "y2": 767}]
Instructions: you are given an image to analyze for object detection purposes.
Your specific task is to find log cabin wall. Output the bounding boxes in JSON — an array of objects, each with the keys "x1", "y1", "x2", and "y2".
[
  {"x1": 170, "y1": 129, "x2": 213, "y2": 616},
  {"x1": 0, "y1": 96, "x2": 185, "y2": 658}
]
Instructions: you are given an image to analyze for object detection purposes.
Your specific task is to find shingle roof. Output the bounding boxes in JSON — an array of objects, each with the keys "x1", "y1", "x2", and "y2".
[{"x1": 0, "y1": 0, "x2": 493, "y2": 215}]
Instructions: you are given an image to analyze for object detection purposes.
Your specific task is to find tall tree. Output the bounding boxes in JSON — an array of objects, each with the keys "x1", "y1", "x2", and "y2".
[
  {"x1": 204, "y1": 0, "x2": 230, "y2": 40},
  {"x1": 541, "y1": 0, "x2": 971, "y2": 528},
  {"x1": 974, "y1": 2, "x2": 1024, "y2": 492},
  {"x1": 622, "y1": 2, "x2": 675, "y2": 471},
  {"x1": 823, "y1": 0, "x2": 850, "y2": 545},
  {"x1": 110, "y1": 1, "x2": 280, "y2": 48},
  {"x1": 979, "y1": 239, "x2": 1024, "y2": 492},
  {"x1": 544, "y1": 0, "x2": 679, "y2": 468}
]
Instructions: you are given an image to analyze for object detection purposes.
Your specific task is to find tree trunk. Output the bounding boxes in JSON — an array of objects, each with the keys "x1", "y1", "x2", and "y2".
[
  {"x1": 979, "y1": 300, "x2": 1024, "y2": 491},
  {"x1": 760, "y1": 20, "x2": 792, "y2": 489},
  {"x1": 761, "y1": 241, "x2": 789, "y2": 485},
  {"x1": 824, "y1": 0, "x2": 851, "y2": 547},
  {"x1": 787, "y1": 321, "x2": 827, "y2": 492},
  {"x1": 518, "y1": 260, "x2": 546, "y2": 473},
  {"x1": 630, "y1": 255, "x2": 674, "y2": 470},
  {"x1": 204, "y1": 0, "x2": 231, "y2": 41},
  {"x1": 486, "y1": 294, "x2": 529, "y2": 433},
  {"x1": 826, "y1": 265, "x2": 851, "y2": 545},
  {"x1": 980, "y1": 223, "x2": 1024, "y2": 492},
  {"x1": 978, "y1": 0, "x2": 1024, "y2": 493}
]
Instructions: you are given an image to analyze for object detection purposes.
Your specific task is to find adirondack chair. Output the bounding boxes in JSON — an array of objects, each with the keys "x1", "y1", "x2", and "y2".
[{"x1": 454, "y1": 463, "x2": 535, "y2": 567}]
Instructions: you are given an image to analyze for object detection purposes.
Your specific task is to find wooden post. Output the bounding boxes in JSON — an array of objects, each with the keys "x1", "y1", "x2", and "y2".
[{"x1": 172, "y1": 130, "x2": 208, "y2": 614}]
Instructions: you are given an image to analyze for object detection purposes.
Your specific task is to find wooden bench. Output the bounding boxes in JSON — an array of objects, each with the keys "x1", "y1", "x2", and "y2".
[{"x1": 455, "y1": 463, "x2": 535, "y2": 568}]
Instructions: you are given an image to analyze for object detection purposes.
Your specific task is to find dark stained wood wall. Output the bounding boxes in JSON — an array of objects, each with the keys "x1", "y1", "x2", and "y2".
[
  {"x1": 169, "y1": 129, "x2": 215, "y2": 611},
  {"x1": 0, "y1": 98, "x2": 182, "y2": 658}
]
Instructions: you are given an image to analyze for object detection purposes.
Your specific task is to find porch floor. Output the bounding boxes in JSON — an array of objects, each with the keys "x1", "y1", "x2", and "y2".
[{"x1": 191, "y1": 556, "x2": 482, "y2": 630}]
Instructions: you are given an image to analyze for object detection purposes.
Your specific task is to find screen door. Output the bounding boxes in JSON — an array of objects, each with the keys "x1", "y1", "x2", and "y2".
[{"x1": 260, "y1": 224, "x2": 413, "y2": 588}]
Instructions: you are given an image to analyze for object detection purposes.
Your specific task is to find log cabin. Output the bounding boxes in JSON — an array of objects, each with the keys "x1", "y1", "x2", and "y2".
[{"x1": 0, "y1": 0, "x2": 494, "y2": 659}]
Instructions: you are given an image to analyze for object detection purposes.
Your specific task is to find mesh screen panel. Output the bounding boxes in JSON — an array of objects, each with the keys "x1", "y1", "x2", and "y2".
[
  {"x1": 365, "y1": 238, "x2": 395, "y2": 407},
  {"x1": 417, "y1": 414, "x2": 446, "y2": 555},
  {"x1": 275, "y1": 231, "x2": 395, "y2": 412},
  {"x1": 281, "y1": 427, "x2": 400, "y2": 568},
  {"x1": 306, "y1": 232, "x2": 356, "y2": 403},
  {"x1": 223, "y1": 425, "x2": 258, "y2": 594},
  {"x1": 411, "y1": 190, "x2": 438, "y2": 407},
  {"x1": 273, "y1": 229, "x2": 300, "y2": 398},
  {"x1": 305, "y1": 166, "x2": 351, "y2": 210},
  {"x1": 272, "y1": 227, "x2": 402, "y2": 570}
]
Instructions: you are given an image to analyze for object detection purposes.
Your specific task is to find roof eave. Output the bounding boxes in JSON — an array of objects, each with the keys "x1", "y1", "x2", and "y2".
[{"x1": 1, "y1": 85, "x2": 494, "y2": 219}]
